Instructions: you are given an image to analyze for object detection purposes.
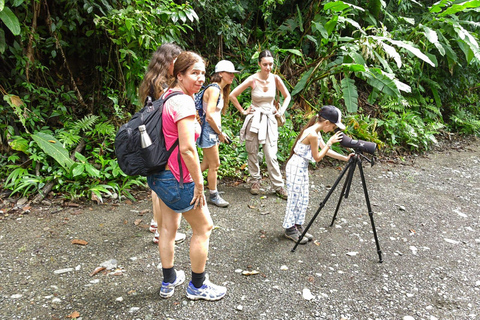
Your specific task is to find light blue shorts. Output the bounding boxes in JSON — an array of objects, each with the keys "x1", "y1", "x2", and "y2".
[
  {"x1": 147, "y1": 170, "x2": 195, "y2": 213},
  {"x1": 197, "y1": 122, "x2": 220, "y2": 149}
]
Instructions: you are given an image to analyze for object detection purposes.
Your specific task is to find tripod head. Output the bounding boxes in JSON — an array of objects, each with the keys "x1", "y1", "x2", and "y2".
[{"x1": 354, "y1": 150, "x2": 376, "y2": 167}]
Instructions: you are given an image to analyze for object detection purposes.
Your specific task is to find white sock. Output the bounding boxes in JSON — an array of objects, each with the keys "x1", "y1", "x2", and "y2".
[{"x1": 209, "y1": 189, "x2": 217, "y2": 194}]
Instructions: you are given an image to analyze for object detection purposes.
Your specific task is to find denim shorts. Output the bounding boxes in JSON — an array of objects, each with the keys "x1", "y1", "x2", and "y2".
[
  {"x1": 197, "y1": 122, "x2": 219, "y2": 149},
  {"x1": 147, "y1": 170, "x2": 195, "y2": 213}
]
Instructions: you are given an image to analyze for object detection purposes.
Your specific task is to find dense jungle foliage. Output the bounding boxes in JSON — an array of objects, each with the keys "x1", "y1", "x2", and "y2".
[{"x1": 1, "y1": 0, "x2": 479, "y2": 202}]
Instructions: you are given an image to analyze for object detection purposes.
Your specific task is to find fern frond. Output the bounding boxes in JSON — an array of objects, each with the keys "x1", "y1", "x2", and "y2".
[
  {"x1": 93, "y1": 122, "x2": 116, "y2": 136},
  {"x1": 73, "y1": 115, "x2": 99, "y2": 134}
]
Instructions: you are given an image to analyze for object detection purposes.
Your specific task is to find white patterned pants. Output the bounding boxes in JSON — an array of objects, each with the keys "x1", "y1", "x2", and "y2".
[{"x1": 282, "y1": 154, "x2": 309, "y2": 229}]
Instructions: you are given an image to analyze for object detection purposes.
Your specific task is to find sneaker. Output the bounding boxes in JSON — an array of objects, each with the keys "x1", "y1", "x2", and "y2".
[
  {"x1": 284, "y1": 227, "x2": 307, "y2": 244},
  {"x1": 275, "y1": 187, "x2": 288, "y2": 200},
  {"x1": 250, "y1": 181, "x2": 261, "y2": 195},
  {"x1": 208, "y1": 192, "x2": 229, "y2": 208},
  {"x1": 175, "y1": 232, "x2": 186, "y2": 244},
  {"x1": 153, "y1": 231, "x2": 187, "y2": 244},
  {"x1": 186, "y1": 279, "x2": 227, "y2": 301},
  {"x1": 296, "y1": 224, "x2": 313, "y2": 242},
  {"x1": 159, "y1": 270, "x2": 185, "y2": 298},
  {"x1": 149, "y1": 219, "x2": 158, "y2": 233}
]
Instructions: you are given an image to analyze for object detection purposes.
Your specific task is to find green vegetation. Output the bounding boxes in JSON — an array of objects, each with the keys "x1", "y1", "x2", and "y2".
[{"x1": 1, "y1": 0, "x2": 479, "y2": 201}]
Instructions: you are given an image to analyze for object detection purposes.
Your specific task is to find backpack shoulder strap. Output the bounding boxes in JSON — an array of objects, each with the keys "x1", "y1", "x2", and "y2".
[{"x1": 160, "y1": 90, "x2": 184, "y2": 186}]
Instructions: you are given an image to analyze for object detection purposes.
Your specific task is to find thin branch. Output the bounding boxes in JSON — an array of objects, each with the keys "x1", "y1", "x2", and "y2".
[{"x1": 43, "y1": 0, "x2": 87, "y2": 108}]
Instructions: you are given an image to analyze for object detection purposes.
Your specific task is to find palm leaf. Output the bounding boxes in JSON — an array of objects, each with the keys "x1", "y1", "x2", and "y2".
[
  {"x1": 363, "y1": 68, "x2": 400, "y2": 97},
  {"x1": 376, "y1": 37, "x2": 436, "y2": 67},
  {"x1": 341, "y1": 76, "x2": 358, "y2": 113},
  {"x1": 291, "y1": 67, "x2": 314, "y2": 96}
]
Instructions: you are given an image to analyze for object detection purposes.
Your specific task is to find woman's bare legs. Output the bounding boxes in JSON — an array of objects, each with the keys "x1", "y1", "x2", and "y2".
[
  {"x1": 152, "y1": 191, "x2": 185, "y2": 244},
  {"x1": 157, "y1": 198, "x2": 212, "y2": 272},
  {"x1": 182, "y1": 205, "x2": 213, "y2": 272},
  {"x1": 157, "y1": 198, "x2": 182, "y2": 268},
  {"x1": 200, "y1": 145, "x2": 229, "y2": 207},
  {"x1": 200, "y1": 145, "x2": 220, "y2": 191}
]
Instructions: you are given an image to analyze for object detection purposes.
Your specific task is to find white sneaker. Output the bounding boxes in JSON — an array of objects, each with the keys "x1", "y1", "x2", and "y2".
[
  {"x1": 153, "y1": 230, "x2": 159, "y2": 244},
  {"x1": 149, "y1": 219, "x2": 157, "y2": 233},
  {"x1": 174, "y1": 232, "x2": 186, "y2": 244},
  {"x1": 153, "y1": 231, "x2": 186, "y2": 244}
]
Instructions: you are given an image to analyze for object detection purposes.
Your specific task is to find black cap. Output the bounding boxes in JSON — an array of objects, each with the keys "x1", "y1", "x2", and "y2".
[{"x1": 319, "y1": 105, "x2": 345, "y2": 130}]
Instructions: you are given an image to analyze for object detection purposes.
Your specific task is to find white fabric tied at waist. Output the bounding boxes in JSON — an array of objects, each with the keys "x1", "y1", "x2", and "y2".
[{"x1": 240, "y1": 107, "x2": 278, "y2": 146}]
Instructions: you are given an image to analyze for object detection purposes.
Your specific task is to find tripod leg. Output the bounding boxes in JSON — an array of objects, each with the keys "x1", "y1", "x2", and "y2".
[
  {"x1": 291, "y1": 159, "x2": 354, "y2": 253},
  {"x1": 357, "y1": 159, "x2": 383, "y2": 263},
  {"x1": 330, "y1": 157, "x2": 357, "y2": 226}
]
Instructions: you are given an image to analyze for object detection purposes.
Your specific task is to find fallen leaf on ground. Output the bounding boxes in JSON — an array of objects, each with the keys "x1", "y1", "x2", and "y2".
[
  {"x1": 110, "y1": 268, "x2": 124, "y2": 276},
  {"x1": 66, "y1": 311, "x2": 80, "y2": 318},
  {"x1": 313, "y1": 240, "x2": 321, "y2": 246},
  {"x1": 71, "y1": 239, "x2": 88, "y2": 246},
  {"x1": 90, "y1": 266, "x2": 106, "y2": 276},
  {"x1": 91, "y1": 192, "x2": 101, "y2": 204},
  {"x1": 242, "y1": 270, "x2": 259, "y2": 276},
  {"x1": 248, "y1": 205, "x2": 256, "y2": 209},
  {"x1": 139, "y1": 209, "x2": 149, "y2": 215},
  {"x1": 134, "y1": 219, "x2": 142, "y2": 226},
  {"x1": 65, "y1": 202, "x2": 80, "y2": 207}
]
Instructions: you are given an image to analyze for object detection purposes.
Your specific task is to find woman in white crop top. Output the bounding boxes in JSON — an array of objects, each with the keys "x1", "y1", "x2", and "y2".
[
  {"x1": 198, "y1": 60, "x2": 239, "y2": 207},
  {"x1": 229, "y1": 50, "x2": 291, "y2": 199}
]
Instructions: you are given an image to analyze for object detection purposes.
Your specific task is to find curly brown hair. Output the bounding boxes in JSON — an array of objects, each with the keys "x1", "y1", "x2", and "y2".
[{"x1": 138, "y1": 43, "x2": 183, "y2": 105}]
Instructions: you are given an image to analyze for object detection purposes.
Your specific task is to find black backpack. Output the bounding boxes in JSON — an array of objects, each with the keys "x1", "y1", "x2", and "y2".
[{"x1": 115, "y1": 91, "x2": 183, "y2": 177}]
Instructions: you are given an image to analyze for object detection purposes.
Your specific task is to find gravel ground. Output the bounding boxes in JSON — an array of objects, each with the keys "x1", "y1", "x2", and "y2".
[{"x1": 1, "y1": 140, "x2": 479, "y2": 320}]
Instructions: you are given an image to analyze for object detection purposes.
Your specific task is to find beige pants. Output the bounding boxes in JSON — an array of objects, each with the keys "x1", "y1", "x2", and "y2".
[{"x1": 244, "y1": 119, "x2": 284, "y2": 189}]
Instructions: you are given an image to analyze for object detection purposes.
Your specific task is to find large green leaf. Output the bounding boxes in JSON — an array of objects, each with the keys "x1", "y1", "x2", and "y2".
[
  {"x1": 0, "y1": 6, "x2": 20, "y2": 35},
  {"x1": 31, "y1": 132, "x2": 74, "y2": 171},
  {"x1": 422, "y1": 26, "x2": 445, "y2": 56},
  {"x1": 0, "y1": 29, "x2": 5, "y2": 54},
  {"x1": 324, "y1": 1, "x2": 350, "y2": 12},
  {"x1": 362, "y1": 68, "x2": 400, "y2": 98},
  {"x1": 451, "y1": 22, "x2": 480, "y2": 62},
  {"x1": 324, "y1": 15, "x2": 338, "y2": 36},
  {"x1": 8, "y1": 136, "x2": 29, "y2": 154},
  {"x1": 379, "y1": 41, "x2": 402, "y2": 68},
  {"x1": 342, "y1": 63, "x2": 366, "y2": 73},
  {"x1": 324, "y1": 1, "x2": 365, "y2": 12},
  {"x1": 339, "y1": 16, "x2": 366, "y2": 35},
  {"x1": 429, "y1": 0, "x2": 452, "y2": 13},
  {"x1": 291, "y1": 67, "x2": 314, "y2": 96},
  {"x1": 439, "y1": 0, "x2": 480, "y2": 17},
  {"x1": 341, "y1": 76, "x2": 358, "y2": 113},
  {"x1": 376, "y1": 37, "x2": 436, "y2": 67}
]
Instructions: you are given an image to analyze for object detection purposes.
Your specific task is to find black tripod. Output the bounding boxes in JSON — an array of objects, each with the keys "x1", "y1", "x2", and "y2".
[{"x1": 291, "y1": 152, "x2": 383, "y2": 263}]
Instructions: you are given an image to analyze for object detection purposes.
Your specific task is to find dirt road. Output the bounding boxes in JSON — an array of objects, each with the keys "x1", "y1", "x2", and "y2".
[{"x1": 1, "y1": 140, "x2": 479, "y2": 319}]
